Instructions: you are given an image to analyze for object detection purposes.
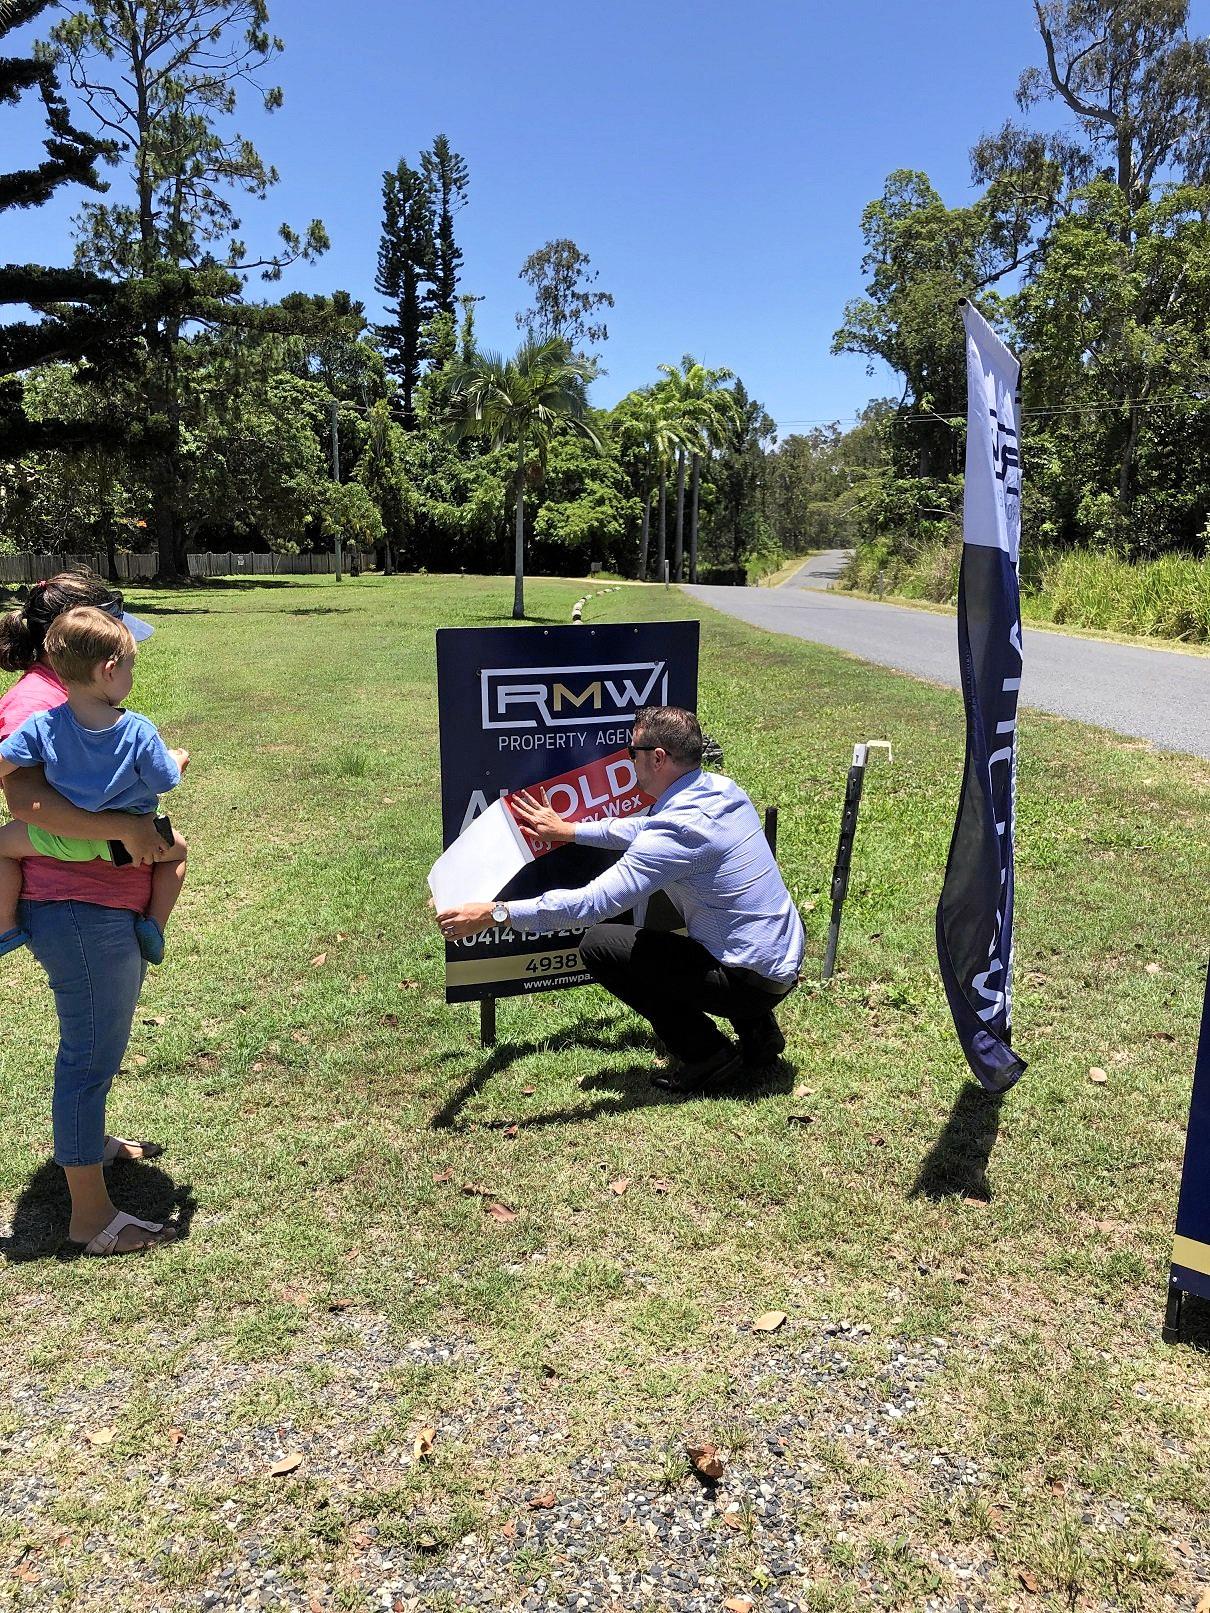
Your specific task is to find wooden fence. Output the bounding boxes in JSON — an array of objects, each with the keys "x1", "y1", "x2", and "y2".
[{"x1": 0, "y1": 550, "x2": 368, "y2": 584}]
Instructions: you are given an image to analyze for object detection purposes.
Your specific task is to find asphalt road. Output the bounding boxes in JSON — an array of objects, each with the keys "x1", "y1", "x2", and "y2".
[{"x1": 683, "y1": 549, "x2": 1210, "y2": 760}]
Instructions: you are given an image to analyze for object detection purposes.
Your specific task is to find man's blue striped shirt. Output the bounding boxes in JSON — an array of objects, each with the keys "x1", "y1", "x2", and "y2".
[{"x1": 507, "y1": 769, "x2": 804, "y2": 985}]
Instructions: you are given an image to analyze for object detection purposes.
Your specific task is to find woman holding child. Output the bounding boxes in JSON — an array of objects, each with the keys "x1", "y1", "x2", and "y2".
[{"x1": 0, "y1": 570, "x2": 187, "y2": 1256}]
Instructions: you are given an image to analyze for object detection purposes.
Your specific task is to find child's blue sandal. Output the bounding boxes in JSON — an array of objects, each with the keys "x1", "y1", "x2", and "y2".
[
  {"x1": 0, "y1": 927, "x2": 29, "y2": 958},
  {"x1": 134, "y1": 916, "x2": 165, "y2": 966}
]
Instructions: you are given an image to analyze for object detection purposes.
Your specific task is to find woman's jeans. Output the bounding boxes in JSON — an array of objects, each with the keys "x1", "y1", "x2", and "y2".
[{"x1": 19, "y1": 900, "x2": 145, "y2": 1168}]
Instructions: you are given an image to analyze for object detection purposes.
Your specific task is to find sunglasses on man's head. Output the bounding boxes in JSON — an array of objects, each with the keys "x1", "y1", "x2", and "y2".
[{"x1": 627, "y1": 744, "x2": 660, "y2": 761}]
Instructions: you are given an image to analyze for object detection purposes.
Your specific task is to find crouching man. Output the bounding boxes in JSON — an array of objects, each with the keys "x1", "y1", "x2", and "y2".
[{"x1": 436, "y1": 705, "x2": 803, "y2": 1092}]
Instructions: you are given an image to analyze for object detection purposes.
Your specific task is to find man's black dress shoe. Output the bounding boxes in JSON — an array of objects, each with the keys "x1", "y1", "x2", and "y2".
[{"x1": 652, "y1": 1043, "x2": 743, "y2": 1093}]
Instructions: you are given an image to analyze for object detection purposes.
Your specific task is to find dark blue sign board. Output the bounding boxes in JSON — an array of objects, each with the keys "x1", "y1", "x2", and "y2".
[
  {"x1": 435, "y1": 621, "x2": 699, "y2": 1003},
  {"x1": 1165, "y1": 956, "x2": 1210, "y2": 1340}
]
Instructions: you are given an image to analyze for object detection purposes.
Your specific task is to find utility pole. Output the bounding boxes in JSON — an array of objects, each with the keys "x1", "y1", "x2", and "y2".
[{"x1": 328, "y1": 398, "x2": 343, "y2": 582}]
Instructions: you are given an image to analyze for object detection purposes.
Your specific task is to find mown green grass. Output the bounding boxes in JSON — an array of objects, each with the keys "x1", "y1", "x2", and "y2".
[{"x1": 0, "y1": 572, "x2": 1207, "y2": 1610}]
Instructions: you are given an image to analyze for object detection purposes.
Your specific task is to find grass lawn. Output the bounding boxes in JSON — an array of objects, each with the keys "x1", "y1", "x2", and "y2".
[{"x1": 0, "y1": 572, "x2": 1207, "y2": 1613}]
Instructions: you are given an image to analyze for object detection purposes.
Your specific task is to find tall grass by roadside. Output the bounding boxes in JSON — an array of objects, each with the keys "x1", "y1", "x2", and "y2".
[{"x1": 844, "y1": 541, "x2": 1210, "y2": 643}]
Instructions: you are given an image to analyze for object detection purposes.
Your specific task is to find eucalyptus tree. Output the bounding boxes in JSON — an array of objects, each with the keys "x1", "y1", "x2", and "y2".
[
  {"x1": 516, "y1": 238, "x2": 614, "y2": 355},
  {"x1": 443, "y1": 337, "x2": 600, "y2": 618},
  {"x1": 49, "y1": 0, "x2": 328, "y2": 575}
]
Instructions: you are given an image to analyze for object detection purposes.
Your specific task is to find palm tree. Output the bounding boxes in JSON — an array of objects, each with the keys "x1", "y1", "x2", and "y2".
[
  {"x1": 444, "y1": 337, "x2": 599, "y2": 618},
  {"x1": 612, "y1": 389, "x2": 686, "y2": 580},
  {"x1": 657, "y1": 357, "x2": 740, "y2": 581}
]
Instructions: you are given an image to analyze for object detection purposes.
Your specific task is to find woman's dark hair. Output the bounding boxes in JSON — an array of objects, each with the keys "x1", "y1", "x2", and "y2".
[{"x1": 0, "y1": 569, "x2": 122, "y2": 674}]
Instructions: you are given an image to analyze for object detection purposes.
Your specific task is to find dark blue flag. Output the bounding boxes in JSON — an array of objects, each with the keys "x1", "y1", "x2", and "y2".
[
  {"x1": 936, "y1": 301, "x2": 1027, "y2": 1094},
  {"x1": 1169, "y1": 957, "x2": 1210, "y2": 1305}
]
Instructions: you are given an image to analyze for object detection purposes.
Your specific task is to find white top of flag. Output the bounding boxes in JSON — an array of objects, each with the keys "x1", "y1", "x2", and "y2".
[{"x1": 961, "y1": 299, "x2": 1022, "y2": 565}]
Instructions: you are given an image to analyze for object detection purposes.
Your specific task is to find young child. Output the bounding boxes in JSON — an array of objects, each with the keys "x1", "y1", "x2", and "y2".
[{"x1": 0, "y1": 605, "x2": 188, "y2": 965}]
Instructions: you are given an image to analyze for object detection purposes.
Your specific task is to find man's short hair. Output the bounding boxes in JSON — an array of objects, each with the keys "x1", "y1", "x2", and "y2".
[
  {"x1": 44, "y1": 605, "x2": 135, "y2": 684},
  {"x1": 634, "y1": 705, "x2": 704, "y2": 765}
]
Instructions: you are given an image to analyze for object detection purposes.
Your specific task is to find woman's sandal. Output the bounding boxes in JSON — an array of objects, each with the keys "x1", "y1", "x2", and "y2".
[
  {"x1": 102, "y1": 1134, "x2": 165, "y2": 1166},
  {"x1": 73, "y1": 1211, "x2": 175, "y2": 1257},
  {"x1": 0, "y1": 927, "x2": 29, "y2": 957}
]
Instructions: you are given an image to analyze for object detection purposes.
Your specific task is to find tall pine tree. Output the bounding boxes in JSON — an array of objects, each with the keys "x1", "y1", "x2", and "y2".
[
  {"x1": 0, "y1": 0, "x2": 139, "y2": 457},
  {"x1": 421, "y1": 134, "x2": 468, "y2": 320},
  {"x1": 375, "y1": 158, "x2": 434, "y2": 430}
]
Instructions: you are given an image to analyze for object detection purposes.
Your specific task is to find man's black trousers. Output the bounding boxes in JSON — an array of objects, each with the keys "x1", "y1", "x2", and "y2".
[{"x1": 578, "y1": 922, "x2": 792, "y2": 1064}]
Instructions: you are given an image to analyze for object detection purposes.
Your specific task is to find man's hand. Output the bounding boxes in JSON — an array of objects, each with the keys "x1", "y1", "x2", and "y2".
[
  {"x1": 170, "y1": 747, "x2": 190, "y2": 775},
  {"x1": 510, "y1": 787, "x2": 575, "y2": 846},
  {"x1": 113, "y1": 813, "x2": 173, "y2": 866},
  {"x1": 436, "y1": 902, "x2": 496, "y2": 940}
]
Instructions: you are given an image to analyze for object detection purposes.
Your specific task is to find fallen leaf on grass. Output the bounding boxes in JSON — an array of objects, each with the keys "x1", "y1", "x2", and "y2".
[
  {"x1": 1194, "y1": 1589, "x2": 1210, "y2": 1613},
  {"x1": 1088, "y1": 1067, "x2": 1108, "y2": 1084},
  {"x1": 399, "y1": 979, "x2": 419, "y2": 990},
  {"x1": 349, "y1": 1530, "x2": 373, "y2": 1550},
  {"x1": 461, "y1": 1182, "x2": 495, "y2": 1198},
  {"x1": 962, "y1": 1194, "x2": 987, "y2": 1208},
  {"x1": 432, "y1": 1168, "x2": 454, "y2": 1184},
  {"x1": 786, "y1": 1114, "x2": 814, "y2": 1126},
  {"x1": 167, "y1": 1428, "x2": 185, "y2": 1449},
  {"x1": 1145, "y1": 961, "x2": 1161, "y2": 974},
  {"x1": 83, "y1": 1426, "x2": 116, "y2": 1447},
  {"x1": 521, "y1": 1085, "x2": 536, "y2": 1096},
  {"x1": 503, "y1": 1124, "x2": 519, "y2": 1140},
  {"x1": 724, "y1": 1599, "x2": 754, "y2": 1613},
  {"x1": 131, "y1": 1054, "x2": 148, "y2": 1067},
  {"x1": 381, "y1": 1013, "x2": 399, "y2": 1029},
  {"x1": 721, "y1": 1510, "x2": 744, "y2": 1531},
  {"x1": 609, "y1": 1177, "x2": 631, "y2": 1196},
  {"x1": 269, "y1": 1452, "x2": 304, "y2": 1476},
  {"x1": 1018, "y1": 1568, "x2": 1041, "y2": 1594},
  {"x1": 793, "y1": 1084, "x2": 815, "y2": 1098},
  {"x1": 526, "y1": 1491, "x2": 556, "y2": 1509},
  {"x1": 486, "y1": 1202, "x2": 517, "y2": 1223},
  {"x1": 500, "y1": 1518, "x2": 517, "y2": 1540},
  {"x1": 250, "y1": 1061, "x2": 265, "y2": 1073},
  {"x1": 752, "y1": 1311, "x2": 787, "y2": 1333},
  {"x1": 328, "y1": 1297, "x2": 353, "y2": 1312},
  {"x1": 652, "y1": 1178, "x2": 672, "y2": 1194},
  {"x1": 687, "y1": 1442, "x2": 725, "y2": 1480},
  {"x1": 413, "y1": 1427, "x2": 435, "y2": 1461},
  {"x1": 143, "y1": 1014, "x2": 165, "y2": 1026},
  {"x1": 12, "y1": 1563, "x2": 38, "y2": 1586},
  {"x1": 310, "y1": 953, "x2": 327, "y2": 968}
]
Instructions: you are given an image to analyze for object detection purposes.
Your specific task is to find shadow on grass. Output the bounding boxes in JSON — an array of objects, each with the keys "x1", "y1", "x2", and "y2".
[
  {"x1": 431, "y1": 1015, "x2": 654, "y2": 1130},
  {"x1": 0, "y1": 1158, "x2": 196, "y2": 1262},
  {"x1": 910, "y1": 1081, "x2": 1004, "y2": 1202},
  {"x1": 432, "y1": 1013, "x2": 797, "y2": 1130}
]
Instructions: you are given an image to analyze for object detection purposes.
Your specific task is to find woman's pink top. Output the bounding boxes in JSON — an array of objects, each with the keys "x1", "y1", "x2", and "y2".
[{"x1": 0, "y1": 661, "x2": 152, "y2": 912}]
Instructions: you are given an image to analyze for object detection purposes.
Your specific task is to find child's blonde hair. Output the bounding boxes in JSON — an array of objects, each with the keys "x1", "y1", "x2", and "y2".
[{"x1": 43, "y1": 606, "x2": 136, "y2": 684}]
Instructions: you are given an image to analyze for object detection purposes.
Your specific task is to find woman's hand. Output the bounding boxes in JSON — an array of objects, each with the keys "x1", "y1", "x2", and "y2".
[
  {"x1": 510, "y1": 787, "x2": 575, "y2": 846},
  {"x1": 170, "y1": 747, "x2": 190, "y2": 775},
  {"x1": 436, "y1": 902, "x2": 495, "y2": 940},
  {"x1": 113, "y1": 813, "x2": 174, "y2": 866}
]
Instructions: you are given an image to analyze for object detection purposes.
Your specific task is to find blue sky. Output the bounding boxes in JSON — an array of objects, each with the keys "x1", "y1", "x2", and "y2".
[{"x1": 5, "y1": 0, "x2": 1208, "y2": 434}]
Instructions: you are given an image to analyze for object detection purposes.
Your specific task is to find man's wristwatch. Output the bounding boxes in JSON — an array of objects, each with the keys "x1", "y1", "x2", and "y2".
[{"x1": 491, "y1": 901, "x2": 509, "y2": 926}]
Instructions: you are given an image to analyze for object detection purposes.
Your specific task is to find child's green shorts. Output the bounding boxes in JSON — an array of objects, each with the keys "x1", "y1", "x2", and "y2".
[{"x1": 26, "y1": 827, "x2": 113, "y2": 862}]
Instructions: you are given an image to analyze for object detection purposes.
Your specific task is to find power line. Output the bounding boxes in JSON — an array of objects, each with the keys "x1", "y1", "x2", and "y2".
[{"x1": 773, "y1": 394, "x2": 1210, "y2": 432}]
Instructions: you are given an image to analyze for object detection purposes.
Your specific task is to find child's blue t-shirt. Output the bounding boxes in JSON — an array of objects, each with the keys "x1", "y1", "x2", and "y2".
[{"x1": 0, "y1": 705, "x2": 180, "y2": 816}]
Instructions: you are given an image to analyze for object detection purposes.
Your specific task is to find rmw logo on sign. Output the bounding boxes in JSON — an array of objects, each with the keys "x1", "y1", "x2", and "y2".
[{"x1": 481, "y1": 661, "x2": 669, "y2": 730}]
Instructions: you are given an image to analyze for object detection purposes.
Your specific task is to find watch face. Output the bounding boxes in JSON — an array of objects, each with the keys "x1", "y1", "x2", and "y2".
[{"x1": 492, "y1": 903, "x2": 508, "y2": 924}]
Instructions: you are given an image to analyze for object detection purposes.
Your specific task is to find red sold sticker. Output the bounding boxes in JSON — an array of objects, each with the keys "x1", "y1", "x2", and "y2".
[{"x1": 505, "y1": 748, "x2": 653, "y2": 858}]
